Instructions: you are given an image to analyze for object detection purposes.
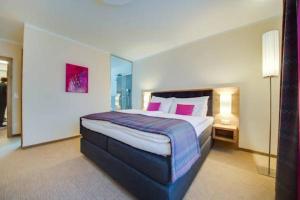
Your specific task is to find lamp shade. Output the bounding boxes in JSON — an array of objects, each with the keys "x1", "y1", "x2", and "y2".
[
  {"x1": 143, "y1": 91, "x2": 152, "y2": 110},
  {"x1": 262, "y1": 30, "x2": 280, "y2": 77},
  {"x1": 220, "y1": 93, "x2": 232, "y2": 117}
]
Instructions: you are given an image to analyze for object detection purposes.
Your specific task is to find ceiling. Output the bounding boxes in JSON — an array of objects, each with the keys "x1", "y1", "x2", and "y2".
[{"x1": 0, "y1": 0, "x2": 282, "y2": 61}]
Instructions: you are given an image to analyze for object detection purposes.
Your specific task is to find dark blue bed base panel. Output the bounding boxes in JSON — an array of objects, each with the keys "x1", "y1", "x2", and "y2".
[
  {"x1": 81, "y1": 136, "x2": 212, "y2": 200},
  {"x1": 80, "y1": 123, "x2": 212, "y2": 185},
  {"x1": 108, "y1": 137, "x2": 171, "y2": 184}
]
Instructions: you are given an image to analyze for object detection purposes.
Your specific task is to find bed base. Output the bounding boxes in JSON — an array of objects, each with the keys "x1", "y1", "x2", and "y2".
[{"x1": 81, "y1": 136, "x2": 212, "y2": 200}]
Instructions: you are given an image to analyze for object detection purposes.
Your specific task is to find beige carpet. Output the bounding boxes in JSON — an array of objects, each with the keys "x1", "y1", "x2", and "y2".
[{"x1": 0, "y1": 133, "x2": 275, "y2": 200}]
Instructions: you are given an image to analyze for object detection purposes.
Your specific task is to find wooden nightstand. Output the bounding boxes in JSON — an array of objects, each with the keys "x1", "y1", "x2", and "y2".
[{"x1": 213, "y1": 123, "x2": 239, "y2": 145}]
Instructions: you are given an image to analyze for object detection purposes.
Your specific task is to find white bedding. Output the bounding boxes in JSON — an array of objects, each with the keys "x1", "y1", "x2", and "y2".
[{"x1": 81, "y1": 109, "x2": 214, "y2": 156}]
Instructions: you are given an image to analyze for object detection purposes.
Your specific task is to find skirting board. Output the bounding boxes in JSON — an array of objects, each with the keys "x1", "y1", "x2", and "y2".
[
  {"x1": 22, "y1": 135, "x2": 80, "y2": 149},
  {"x1": 10, "y1": 133, "x2": 22, "y2": 137},
  {"x1": 238, "y1": 147, "x2": 277, "y2": 158}
]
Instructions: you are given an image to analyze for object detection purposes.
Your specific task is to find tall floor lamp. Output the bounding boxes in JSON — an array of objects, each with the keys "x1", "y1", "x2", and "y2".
[{"x1": 262, "y1": 30, "x2": 280, "y2": 177}]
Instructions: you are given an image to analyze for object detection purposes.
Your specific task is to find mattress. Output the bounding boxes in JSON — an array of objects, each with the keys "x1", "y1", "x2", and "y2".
[{"x1": 81, "y1": 110, "x2": 214, "y2": 156}]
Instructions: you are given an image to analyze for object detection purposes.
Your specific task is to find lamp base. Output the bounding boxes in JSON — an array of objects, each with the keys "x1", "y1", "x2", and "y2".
[
  {"x1": 257, "y1": 166, "x2": 276, "y2": 178},
  {"x1": 221, "y1": 119, "x2": 231, "y2": 125}
]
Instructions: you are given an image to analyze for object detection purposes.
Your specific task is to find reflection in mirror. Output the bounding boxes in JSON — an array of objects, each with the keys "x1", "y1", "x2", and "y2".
[{"x1": 110, "y1": 55, "x2": 132, "y2": 111}]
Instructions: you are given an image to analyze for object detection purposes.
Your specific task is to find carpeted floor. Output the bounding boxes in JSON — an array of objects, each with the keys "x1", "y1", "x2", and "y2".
[{"x1": 0, "y1": 131, "x2": 275, "y2": 200}]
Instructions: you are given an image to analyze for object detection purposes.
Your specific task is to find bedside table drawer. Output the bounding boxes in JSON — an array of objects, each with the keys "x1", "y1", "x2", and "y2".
[
  {"x1": 214, "y1": 129, "x2": 234, "y2": 140},
  {"x1": 213, "y1": 124, "x2": 238, "y2": 144}
]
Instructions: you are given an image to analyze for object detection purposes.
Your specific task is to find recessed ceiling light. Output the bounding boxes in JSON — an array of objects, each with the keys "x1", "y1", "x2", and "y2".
[
  {"x1": 102, "y1": 0, "x2": 133, "y2": 6},
  {"x1": 0, "y1": 60, "x2": 8, "y2": 65}
]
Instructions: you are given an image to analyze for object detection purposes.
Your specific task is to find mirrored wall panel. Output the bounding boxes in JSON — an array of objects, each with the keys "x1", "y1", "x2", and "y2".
[{"x1": 110, "y1": 55, "x2": 132, "y2": 111}]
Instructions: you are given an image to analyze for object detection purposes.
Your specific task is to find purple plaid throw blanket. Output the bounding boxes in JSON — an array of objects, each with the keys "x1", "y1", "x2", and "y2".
[{"x1": 82, "y1": 112, "x2": 200, "y2": 182}]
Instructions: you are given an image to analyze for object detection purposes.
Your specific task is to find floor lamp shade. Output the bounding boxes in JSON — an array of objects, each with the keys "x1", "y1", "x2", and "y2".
[{"x1": 262, "y1": 30, "x2": 280, "y2": 77}]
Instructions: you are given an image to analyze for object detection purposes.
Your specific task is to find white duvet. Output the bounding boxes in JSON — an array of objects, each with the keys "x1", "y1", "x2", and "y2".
[{"x1": 81, "y1": 109, "x2": 214, "y2": 156}]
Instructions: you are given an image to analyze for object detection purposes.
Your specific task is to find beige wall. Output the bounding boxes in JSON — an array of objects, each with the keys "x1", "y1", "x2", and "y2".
[
  {"x1": 22, "y1": 24, "x2": 111, "y2": 147},
  {"x1": 133, "y1": 17, "x2": 282, "y2": 155},
  {"x1": 0, "y1": 40, "x2": 22, "y2": 135}
]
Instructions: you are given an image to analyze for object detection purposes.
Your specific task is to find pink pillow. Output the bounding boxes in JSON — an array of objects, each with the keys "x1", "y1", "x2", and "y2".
[
  {"x1": 175, "y1": 104, "x2": 195, "y2": 115},
  {"x1": 147, "y1": 102, "x2": 161, "y2": 111}
]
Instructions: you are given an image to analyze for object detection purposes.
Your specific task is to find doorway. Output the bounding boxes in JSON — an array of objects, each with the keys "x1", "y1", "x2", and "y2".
[
  {"x1": 0, "y1": 56, "x2": 13, "y2": 138},
  {"x1": 110, "y1": 55, "x2": 133, "y2": 111}
]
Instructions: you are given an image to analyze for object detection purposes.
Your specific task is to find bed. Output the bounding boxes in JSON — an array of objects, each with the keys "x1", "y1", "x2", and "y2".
[{"x1": 80, "y1": 89, "x2": 214, "y2": 200}]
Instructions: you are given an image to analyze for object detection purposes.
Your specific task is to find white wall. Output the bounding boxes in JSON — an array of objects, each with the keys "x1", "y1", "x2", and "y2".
[
  {"x1": 22, "y1": 24, "x2": 110, "y2": 147},
  {"x1": 0, "y1": 40, "x2": 22, "y2": 135},
  {"x1": 133, "y1": 17, "x2": 281, "y2": 155}
]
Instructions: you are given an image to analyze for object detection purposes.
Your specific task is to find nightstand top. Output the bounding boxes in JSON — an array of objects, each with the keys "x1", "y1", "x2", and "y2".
[{"x1": 213, "y1": 123, "x2": 238, "y2": 130}]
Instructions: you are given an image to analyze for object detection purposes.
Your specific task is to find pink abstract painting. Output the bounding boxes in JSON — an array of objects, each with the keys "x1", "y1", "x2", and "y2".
[{"x1": 66, "y1": 63, "x2": 88, "y2": 93}]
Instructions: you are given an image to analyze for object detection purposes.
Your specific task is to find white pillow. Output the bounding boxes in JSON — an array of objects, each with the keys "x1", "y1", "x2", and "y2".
[
  {"x1": 170, "y1": 96, "x2": 209, "y2": 117},
  {"x1": 150, "y1": 96, "x2": 174, "y2": 113}
]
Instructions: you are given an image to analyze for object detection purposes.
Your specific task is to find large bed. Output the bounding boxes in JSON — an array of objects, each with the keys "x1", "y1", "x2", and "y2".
[{"x1": 80, "y1": 89, "x2": 214, "y2": 200}]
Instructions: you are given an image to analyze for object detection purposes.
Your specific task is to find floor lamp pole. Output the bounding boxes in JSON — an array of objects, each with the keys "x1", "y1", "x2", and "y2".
[{"x1": 268, "y1": 76, "x2": 272, "y2": 176}]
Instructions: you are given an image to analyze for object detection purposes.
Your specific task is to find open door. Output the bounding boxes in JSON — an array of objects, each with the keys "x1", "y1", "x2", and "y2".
[{"x1": 0, "y1": 56, "x2": 13, "y2": 137}]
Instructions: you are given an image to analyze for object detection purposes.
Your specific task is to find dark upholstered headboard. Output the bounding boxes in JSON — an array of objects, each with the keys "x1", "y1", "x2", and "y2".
[{"x1": 151, "y1": 89, "x2": 213, "y2": 116}]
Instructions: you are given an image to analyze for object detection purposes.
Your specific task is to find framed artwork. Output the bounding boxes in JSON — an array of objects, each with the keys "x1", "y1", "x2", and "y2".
[{"x1": 65, "y1": 63, "x2": 88, "y2": 93}]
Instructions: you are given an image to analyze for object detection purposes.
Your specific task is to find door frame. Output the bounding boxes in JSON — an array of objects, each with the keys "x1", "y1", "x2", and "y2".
[{"x1": 0, "y1": 56, "x2": 13, "y2": 137}]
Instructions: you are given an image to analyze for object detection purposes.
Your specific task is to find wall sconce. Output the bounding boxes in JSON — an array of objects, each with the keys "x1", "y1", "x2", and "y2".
[
  {"x1": 143, "y1": 91, "x2": 152, "y2": 110},
  {"x1": 220, "y1": 93, "x2": 232, "y2": 124}
]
